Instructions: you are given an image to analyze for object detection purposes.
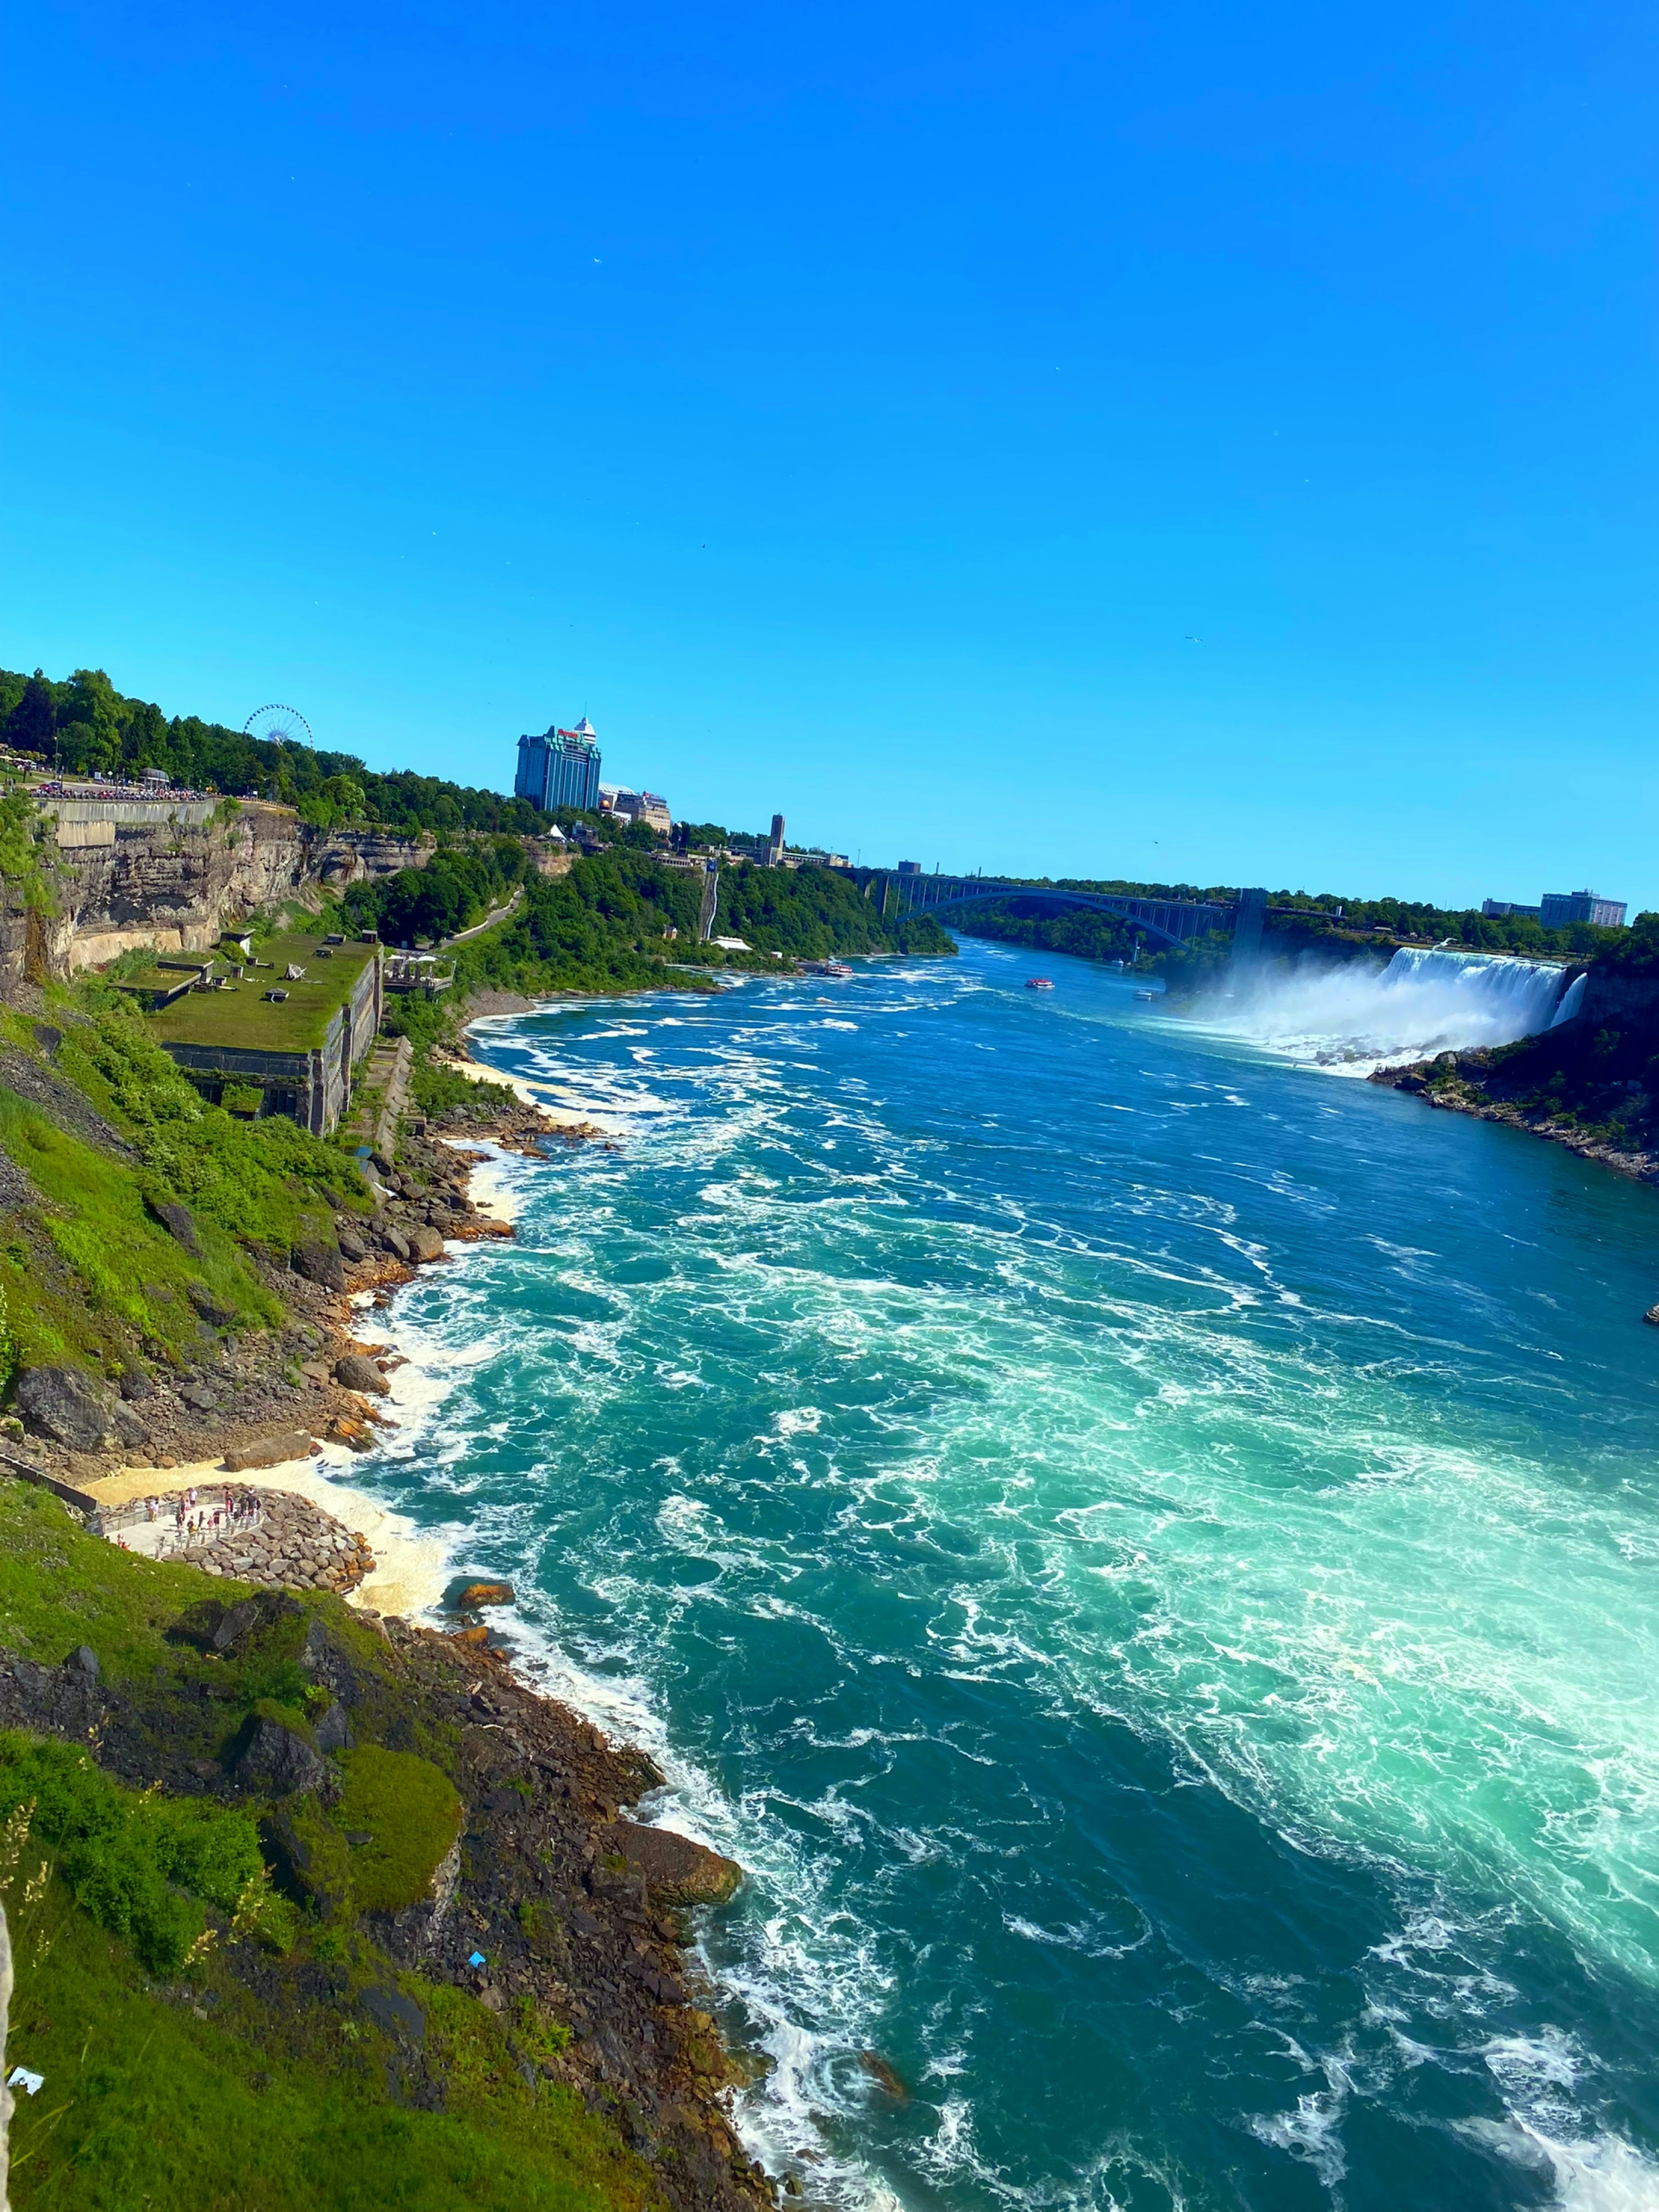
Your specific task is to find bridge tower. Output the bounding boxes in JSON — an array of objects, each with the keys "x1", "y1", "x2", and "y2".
[{"x1": 1230, "y1": 887, "x2": 1267, "y2": 967}]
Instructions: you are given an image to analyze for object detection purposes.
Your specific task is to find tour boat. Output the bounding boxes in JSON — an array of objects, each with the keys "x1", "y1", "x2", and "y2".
[{"x1": 1026, "y1": 976, "x2": 1055, "y2": 990}]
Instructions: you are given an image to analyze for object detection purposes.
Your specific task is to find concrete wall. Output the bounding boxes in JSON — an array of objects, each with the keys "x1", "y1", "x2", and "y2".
[{"x1": 46, "y1": 796, "x2": 219, "y2": 840}]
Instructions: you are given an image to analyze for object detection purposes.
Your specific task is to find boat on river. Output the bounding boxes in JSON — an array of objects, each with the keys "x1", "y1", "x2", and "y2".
[{"x1": 1027, "y1": 977, "x2": 1054, "y2": 991}]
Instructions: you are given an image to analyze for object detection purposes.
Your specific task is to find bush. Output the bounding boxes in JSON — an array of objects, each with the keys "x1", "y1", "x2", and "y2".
[
  {"x1": 332, "y1": 1746, "x2": 463, "y2": 1912},
  {"x1": 0, "y1": 1731, "x2": 268, "y2": 1971}
]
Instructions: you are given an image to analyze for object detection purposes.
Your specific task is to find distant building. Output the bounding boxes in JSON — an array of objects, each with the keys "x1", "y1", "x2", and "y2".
[
  {"x1": 767, "y1": 813, "x2": 786, "y2": 867},
  {"x1": 515, "y1": 717, "x2": 601, "y2": 812},
  {"x1": 1482, "y1": 899, "x2": 1541, "y2": 920},
  {"x1": 1540, "y1": 890, "x2": 1627, "y2": 929},
  {"x1": 604, "y1": 786, "x2": 671, "y2": 835},
  {"x1": 897, "y1": 860, "x2": 922, "y2": 876}
]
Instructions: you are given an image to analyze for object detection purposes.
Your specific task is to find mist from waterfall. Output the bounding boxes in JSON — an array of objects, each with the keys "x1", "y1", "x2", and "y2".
[{"x1": 1188, "y1": 945, "x2": 1576, "y2": 1072}]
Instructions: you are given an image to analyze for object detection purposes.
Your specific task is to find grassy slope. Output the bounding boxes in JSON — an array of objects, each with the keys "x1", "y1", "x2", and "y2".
[
  {"x1": 0, "y1": 996, "x2": 369, "y2": 1392},
  {"x1": 0, "y1": 1480, "x2": 660, "y2": 2212}
]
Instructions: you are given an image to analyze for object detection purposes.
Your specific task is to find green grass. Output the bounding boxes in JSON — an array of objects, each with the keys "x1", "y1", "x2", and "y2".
[
  {"x1": 0, "y1": 1481, "x2": 662, "y2": 2210},
  {"x1": 0, "y1": 1088, "x2": 279, "y2": 1369},
  {"x1": 332, "y1": 1746, "x2": 464, "y2": 1911},
  {"x1": 149, "y1": 933, "x2": 377, "y2": 1055},
  {"x1": 0, "y1": 1478, "x2": 258, "y2": 1678},
  {"x1": 0, "y1": 1732, "x2": 280, "y2": 1972},
  {"x1": 3, "y1": 1885, "x2": 660, "y2": 2212}
]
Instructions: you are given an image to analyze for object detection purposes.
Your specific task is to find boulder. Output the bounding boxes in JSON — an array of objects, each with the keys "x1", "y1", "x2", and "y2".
[
  {"x1": 336, "y1": 1229, "x2": 368, "y2": 1264},
  {"x1": 178, "y1": 1381, "x2": 219, "y2": 1414},
  {"x1": 68, "y1": 1644, "x2": 100, "y2": 1679},
  {"x1": 213, "y1": 1599, "x2": 262, "y2": 1652},
  {"x1": 232, "y1": 1710, "x2": 327, "y2": 1796},
  {"x1": 452, "y1": 1580, "x2": 516, "y2": 1610},
  {"x1": 292, "y1": 1243, "x2": 348, "y2": 1294},
  {"x1": 359, "y1": 1986, "x2": 426, "y2": 2045},
  {"x1": 222, "y1": 1431, "x2": 315, "y2": 1471},
  {"x1": 378, "y1": 1225, "x2": 412, "y2": 1262},
  {"x1": 110, "y1": 1401, "x2": 148, "y2": 1449},
  {"x1": 409, "y1": 1226, "x2": 446, "y2": 1264},
  {"x1": 300, "y1": 1615, "x2": 362, "y2": 1704},
  {"x1": 859, "y1": 2051, "x2": 909, "y2": 2099},
  {"x1": 151, "y1": 1200, "x2": 201, "y2": 1255},
  {"x1": 185, "y1": 1281, "x2": 241, "y2": 1328},
  {"x1": 117, "y1": 1363, "x2": 156, "y2": 1402},
  {"x1": 15, "y1": 1365, "x2": 115, "y2": 1449},
  {"x1": 333, "y1": 1354, "x2": 389, "y2": 1397},
  {"x1": 315, "y1": 1699, "x2": 353, "y2": 1754},
  {"x1": 599, "y1": 1819, "x2": 743, "y2": 1907}
]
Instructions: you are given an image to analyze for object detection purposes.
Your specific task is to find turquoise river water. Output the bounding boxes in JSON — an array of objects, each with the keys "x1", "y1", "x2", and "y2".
[{"x1": 362, "y1": 939, "x2": 1659, "y2": 2212}]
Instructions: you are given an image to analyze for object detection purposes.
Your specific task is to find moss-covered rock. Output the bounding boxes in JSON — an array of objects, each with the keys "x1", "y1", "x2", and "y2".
[{"x1": 334, "y1": 1744, "x2": 463, "y2": 1913}]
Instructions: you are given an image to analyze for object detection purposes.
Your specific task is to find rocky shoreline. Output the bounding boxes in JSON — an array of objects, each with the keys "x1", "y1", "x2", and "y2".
[
  {"x1": 0, "y1": 1513, "x2": 777, "y2": 2212},
  {"x1": 1, "y1": 1049, "x2": 803, "y2": 2209},
  {"x1": 1369, "y1": 1051, "x2": 1659, "y2": 1185},
  {"x1": 3, "y1": 1087, "x2": 577, "y2": 1497}
]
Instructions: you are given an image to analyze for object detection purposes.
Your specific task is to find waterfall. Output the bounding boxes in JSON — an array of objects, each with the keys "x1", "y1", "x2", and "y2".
[
  {"x1": 1192, "y1": 947, "x2": 1576, "y2": 1072},
  {"x1": 1551, "y1": 970, "x2": 1588, "y2": 1027}
]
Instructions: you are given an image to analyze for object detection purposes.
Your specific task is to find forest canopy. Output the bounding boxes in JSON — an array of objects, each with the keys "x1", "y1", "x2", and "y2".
[{"x1": 0, "y1": 665, "x2": 550, "y2": 839}]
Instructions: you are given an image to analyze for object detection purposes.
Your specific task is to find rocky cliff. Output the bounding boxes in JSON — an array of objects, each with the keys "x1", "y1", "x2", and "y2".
[{"x1": 0, "y1": 805, "x2": 430, "y2": 982}]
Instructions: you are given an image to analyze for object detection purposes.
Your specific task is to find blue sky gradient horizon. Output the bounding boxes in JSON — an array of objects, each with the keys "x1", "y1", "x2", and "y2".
[{"x1": 3, "y1": 0, "x2": 1656, "y2": 906}]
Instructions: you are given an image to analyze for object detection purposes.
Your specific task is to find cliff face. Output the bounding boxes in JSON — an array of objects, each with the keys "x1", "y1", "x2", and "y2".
[
  {"x1": 1577, "y1": 968, "x2": 1659, "y2": 1027},
  {"x1": 1, "y1": 809, "x2": 430, "y2": 981}
]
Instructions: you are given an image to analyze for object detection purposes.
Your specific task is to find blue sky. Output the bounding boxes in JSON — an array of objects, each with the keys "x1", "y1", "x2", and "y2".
[{"x1": 3, "y1": 0, "x2": 1656, "y2": 905}]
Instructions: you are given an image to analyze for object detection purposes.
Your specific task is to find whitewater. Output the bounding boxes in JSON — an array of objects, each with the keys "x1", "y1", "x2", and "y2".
[
  {"x1": 1183, "y1": 944, "x2": 1585, "y2": 1072},
  {"x1": 362, "y1": 939, "x2": 1659, "y2": 2212}
]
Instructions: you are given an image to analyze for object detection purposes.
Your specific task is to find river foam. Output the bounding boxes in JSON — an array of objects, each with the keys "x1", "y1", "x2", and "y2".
[{"x1": 1186, "y1": 944, "x2": 1577, "y2": 1071}]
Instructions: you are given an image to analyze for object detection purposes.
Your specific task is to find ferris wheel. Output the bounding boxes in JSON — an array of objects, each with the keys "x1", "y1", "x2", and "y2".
[{"x1": 243, "y1": 704, "x2": 314, "y2": 747}]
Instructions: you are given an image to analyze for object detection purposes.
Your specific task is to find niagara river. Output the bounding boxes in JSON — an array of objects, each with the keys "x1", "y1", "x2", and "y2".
[{"x1": 364, "y1": 938, "x2": 1659, "y2": 2212}]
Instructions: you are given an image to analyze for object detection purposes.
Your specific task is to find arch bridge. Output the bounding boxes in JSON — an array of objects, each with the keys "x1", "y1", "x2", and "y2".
[{"x1": 874, "y1": 873, "x2": 1267, "y2": 956}]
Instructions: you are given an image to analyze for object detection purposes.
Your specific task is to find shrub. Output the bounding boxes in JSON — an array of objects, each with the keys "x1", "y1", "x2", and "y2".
[{"x1": 0, "y1": 1731, "x2": 268, "y2": 1972}]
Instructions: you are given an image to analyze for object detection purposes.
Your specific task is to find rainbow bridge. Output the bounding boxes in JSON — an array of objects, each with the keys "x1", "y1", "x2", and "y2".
[{"x1": 871, "y1": 874, "x2": 1268, "y2": 956}]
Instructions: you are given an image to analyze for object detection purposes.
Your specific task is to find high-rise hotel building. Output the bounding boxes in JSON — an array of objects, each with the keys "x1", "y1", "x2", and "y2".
[{"x1": 515, "y1": 717, "x2": 602, "y2": 813}]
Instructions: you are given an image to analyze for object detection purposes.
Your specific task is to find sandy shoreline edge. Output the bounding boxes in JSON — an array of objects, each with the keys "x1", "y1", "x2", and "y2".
[
  {"x1": 81, "y1": 1018, "x2": 578, "y2": 1624},
  {"x1": 82, "y1": 1452, "x2": 453, "y2": 1620}
]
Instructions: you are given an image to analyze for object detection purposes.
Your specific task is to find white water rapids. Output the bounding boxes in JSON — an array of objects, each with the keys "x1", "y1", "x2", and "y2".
[{"x1": 1190, "y1": 946, "x2": 1581, "y2": 1071}]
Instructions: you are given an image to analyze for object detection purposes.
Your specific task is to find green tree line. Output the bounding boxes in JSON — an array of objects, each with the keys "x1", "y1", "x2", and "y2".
[{"x1": 0, "y1": 666, "x2": 552, "y2": 838}]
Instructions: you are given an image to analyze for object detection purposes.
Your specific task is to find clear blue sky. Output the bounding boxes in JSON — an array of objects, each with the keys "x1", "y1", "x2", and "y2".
[{"x1": 3, "y1": 0, "x2": 1656, "y2": 906}]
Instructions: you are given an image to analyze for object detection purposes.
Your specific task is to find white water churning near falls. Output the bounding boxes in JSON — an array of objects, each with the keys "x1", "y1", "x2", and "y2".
[{"x1": 1196, "y1": 944, "x2": 1579, "y2": 1070}]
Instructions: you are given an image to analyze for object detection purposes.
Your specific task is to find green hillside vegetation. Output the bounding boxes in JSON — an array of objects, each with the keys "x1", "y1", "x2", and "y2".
[
  {"x1": 346, "y1": 848, "x2": 953, "y2": 989},
  {"x1": 0, "y1": 996, "x2": 365, "y2": 1391},
  {"x1": 0, "y1": 1481, "x2": 659, "y2": 2212},
  {"x1": 1397, "y1": 991, "x2": 1659, "y2": 1154}
]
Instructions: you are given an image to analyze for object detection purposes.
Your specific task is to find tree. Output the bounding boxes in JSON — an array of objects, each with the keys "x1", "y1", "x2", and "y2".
[{"x1": 4, "y1": 673, "x2": 58, "y2": 760}]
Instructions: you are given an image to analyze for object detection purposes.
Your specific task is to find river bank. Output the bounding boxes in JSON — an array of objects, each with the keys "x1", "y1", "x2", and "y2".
[{"x1": 1370, "y1": 1030, "x2": 1659, "y2": 1188}]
